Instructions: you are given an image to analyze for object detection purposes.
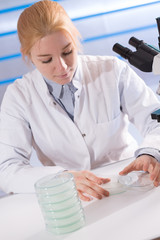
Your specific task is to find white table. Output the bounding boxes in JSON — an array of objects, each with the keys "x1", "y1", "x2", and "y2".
[{"x1": 0, "y1": 158, "x2": 160, "y2": 240}]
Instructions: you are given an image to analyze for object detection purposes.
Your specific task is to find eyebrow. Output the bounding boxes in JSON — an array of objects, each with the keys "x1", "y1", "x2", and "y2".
[{"x1": 37, "y1": 43, "x2": 72, "y2": 57}]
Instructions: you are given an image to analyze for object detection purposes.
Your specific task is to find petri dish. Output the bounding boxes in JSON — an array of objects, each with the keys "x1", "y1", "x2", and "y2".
[
  {"x1": 118, "y1": 171, "x2": 154, "y2": 191},
  {"x1": 101, "y1": 175, "x2": 128, "y2": 195}
]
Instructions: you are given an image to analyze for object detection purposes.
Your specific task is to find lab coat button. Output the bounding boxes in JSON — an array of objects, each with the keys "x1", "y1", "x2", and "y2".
[
  {"x1": 53, "y1": 102, "x2": 56, "y2": 105},
  {"x1": 82, "y1": 133, "x2": 86, "y2": 137}
]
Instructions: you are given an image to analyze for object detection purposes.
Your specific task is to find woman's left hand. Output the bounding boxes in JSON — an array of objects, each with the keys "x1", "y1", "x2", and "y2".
[{"x1": 119, "y1": 155, "x2": 160, "y2": 187}]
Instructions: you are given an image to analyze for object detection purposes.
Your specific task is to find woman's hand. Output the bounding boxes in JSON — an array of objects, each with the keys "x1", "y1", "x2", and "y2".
[
  {"x1": 68, "y1": 170, "x2": 110, "y2": 201},
  {"x1": 119, "y1": 155, "x2": 160, "y2": 187}
]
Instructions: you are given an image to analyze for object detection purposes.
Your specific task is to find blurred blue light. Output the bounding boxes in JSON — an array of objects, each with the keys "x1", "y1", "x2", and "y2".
[{"x1": 0, "y1": 0, "x2": 63, "y2": 14}]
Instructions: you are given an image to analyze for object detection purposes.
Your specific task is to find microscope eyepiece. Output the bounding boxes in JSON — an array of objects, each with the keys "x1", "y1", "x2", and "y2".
[
  {"x1": 156, "y1": 17, "x2": 160, "y2": 35},
  {"x1": 129, "y1": 36, "x2": 159, "y2": 56},
  {"x1": 112, "y1": 43, "x2": 133, "y2": 60},
  {"x1": 112, "y1": 17, "x2": 160, "y2": 74},
  {"x1": 113, "y1": 41, "x2": 155, "y2": 72},
  {"x1": 156, "y1": 17, "x2": 160, "y2": 49},
  {"x1": 129, "y1": 37, "x2": 142, "y2": 49}
]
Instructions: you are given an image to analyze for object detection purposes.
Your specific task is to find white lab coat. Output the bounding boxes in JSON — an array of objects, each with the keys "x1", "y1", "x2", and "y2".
[{"x1": 0, "y1": 55, "x2": 160, "y2": 193}]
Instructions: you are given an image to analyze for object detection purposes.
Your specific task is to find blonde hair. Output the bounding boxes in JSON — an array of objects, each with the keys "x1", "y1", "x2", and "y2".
[{"x1": 17, "y1": 0, "x2": 82, "y2": 59}]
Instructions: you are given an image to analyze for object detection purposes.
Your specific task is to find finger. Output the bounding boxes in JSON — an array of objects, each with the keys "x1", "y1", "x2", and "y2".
[
  {"x1": 82, "y1": 179, "x2": 109, "y2": 197},
  {"x1": 153, "y1": 177, "x2": 160, "y2": 187},
  {"x1": 138, "y1": 155, "x2": 156, "y2": 173},
  {"x1": 147, "y1": 161, "x2": 160, "y2": 186},
  {"x1": 150, "y1": 162, "x2": 160, "y2": 181},
  {"x1": 80, "y1": 184, "x2": 103, "y2": 199},
  {"x1": 83, "y1": 171, "x2": 107, "y2": 185},
  {"x1": 91, "y1": 183, "x2": 109, "y2": 197},
  {"x1": 95, "y1": 177, "x2": 111, "y2": 185},
  {"x1": 78, "y1": 190, "x2": 92, "y2": 202},
  {"x1": 136, "y1": 159, "x2": 144, "y2": 170},
  {"x1": 153, "y1": 169, "x2": 160, "y2": 187},
  {"x1": 119, "y1": 163, "x2": 134, "y2": 175},
  {"x1": 78, "y1": 180, "x2": 109, "y2": 199},
  {"x1": 99, "y1": 177, "x2": 111, "y2": 184},
  {"x1": 142, "y1": 160, "x2": 150, "y2": 172},
  {"x1": 140, "y1": 156, "x2": 153, "y2": 172}
]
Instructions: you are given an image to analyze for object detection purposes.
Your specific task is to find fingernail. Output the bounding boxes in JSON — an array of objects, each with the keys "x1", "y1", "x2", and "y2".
[
  {"x1": 98, "y1": 180, "x2": 103, "y2": 185},
  {"x1": 88, "y1": 197, "x2": 93, "y2": 201},
  {"x1": 150, "y1": 175, "x2": 154, "y2": 181},
  {"x1": 154, "y1": 181, "x2": 159, "y2": 187},
  {"x1": 104, "y1": 191, "x2": 109, "y2": 197},
  {"x1": 98, "y1": 194, "x2": 102, "y2": 199}
]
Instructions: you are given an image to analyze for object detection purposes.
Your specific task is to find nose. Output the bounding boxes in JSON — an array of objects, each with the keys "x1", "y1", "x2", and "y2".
[{"x1": 55, "y1": 57, "x2": 67, "y2": 72}]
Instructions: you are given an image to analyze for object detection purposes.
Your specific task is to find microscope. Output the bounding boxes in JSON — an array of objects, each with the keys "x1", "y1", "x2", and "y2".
[{"x1": 112, "y1": 17, "x2": 160, "y2": 122}]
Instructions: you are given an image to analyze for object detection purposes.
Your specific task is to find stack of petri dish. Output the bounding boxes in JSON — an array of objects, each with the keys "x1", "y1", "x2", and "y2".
[{"x1": 34, "y1": 172, "x2": 85, "y2": 235}]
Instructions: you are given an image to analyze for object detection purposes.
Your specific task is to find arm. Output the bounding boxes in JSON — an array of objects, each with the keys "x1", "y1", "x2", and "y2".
[
  {"x1": 115, "y1": 58, "x2": 160, "y2": 184},
  {"x1": 0, "y1": 83, "x2": 65, "y2": 193},
  {"x1": 0, "y1": 82, "x2": 110, "y2": 200},
  {"x1": 117, "y1": 59, "x2": 160, "y2": 144},
  {"x1": 0, "y1": 110, "x2": 110, "y2": 198}
]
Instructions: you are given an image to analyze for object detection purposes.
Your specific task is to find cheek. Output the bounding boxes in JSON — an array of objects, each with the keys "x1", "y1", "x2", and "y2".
[
  {"x1": 70, "y1": 54, "x2": 77, "y2": 68},
  {"x1": 35, "y1": 64, "x2": 51, "y2": 77},
  {"x1": 36, "y1": 62, "x2": 50, "y2": 72}
]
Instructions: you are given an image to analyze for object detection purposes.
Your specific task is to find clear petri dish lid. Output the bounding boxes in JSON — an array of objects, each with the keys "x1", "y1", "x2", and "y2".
[
  {"x1": 118, "y1": 171, "x2": 154, "y2": 191},
  {"x1": 35, "y1": 172, "x2": 74, "y2": 189},
  {"x1": 101, "y1": 175, "x2": 128, "y2": 195}
]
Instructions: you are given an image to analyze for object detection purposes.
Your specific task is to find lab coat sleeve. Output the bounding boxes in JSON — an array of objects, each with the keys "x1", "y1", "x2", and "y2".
[
  {"x1": 134, "y1": 147, "x2": 160, "y2": 161},
  {"x1": 115, "y1": 58, "x2": 160, "y2": 157},
  {"x1": 0, "y1": 82, "x2": 65, "y2": 194}
]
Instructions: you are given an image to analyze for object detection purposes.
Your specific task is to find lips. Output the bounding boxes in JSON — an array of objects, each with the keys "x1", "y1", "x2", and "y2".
[
  {"x1": 57, "y1": 70, "x2": 71, "y2": 79},
  {"x1": 60, "y1": 73, "x2": 69, "y2": 78}
]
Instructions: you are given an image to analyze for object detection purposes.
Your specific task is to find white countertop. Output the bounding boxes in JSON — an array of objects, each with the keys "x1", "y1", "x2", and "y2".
[{"x1": 1, "y1": 158, "x2": 160, "y2": 240}]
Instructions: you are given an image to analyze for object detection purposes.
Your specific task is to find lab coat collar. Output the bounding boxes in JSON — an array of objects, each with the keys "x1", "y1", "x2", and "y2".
[
  {"x1": 44, "y1": 77, "x2": 78, "y2": 99},
  {"x1": 30, "y1": 69, "x2": 54, "y2": 105},
  {"x1": 72, "y1": 55, "x2": 83, "y2": 91},
  {"x1": 44, "y1": 78, "x2": 63, "y2": 99}
]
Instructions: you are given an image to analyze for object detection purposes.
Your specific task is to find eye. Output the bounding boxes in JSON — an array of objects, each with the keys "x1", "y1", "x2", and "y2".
[
  {"x1": 42, "y1": 58, "x2": 52, "y2": 64},
  {"x1": 62, "y1": 50, "x2": 72, "y2": 56}
]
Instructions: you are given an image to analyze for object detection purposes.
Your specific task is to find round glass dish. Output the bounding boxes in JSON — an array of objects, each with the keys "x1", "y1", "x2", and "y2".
[{"x1": 118, "y1": 171, "x2": 154, "y2": 191}]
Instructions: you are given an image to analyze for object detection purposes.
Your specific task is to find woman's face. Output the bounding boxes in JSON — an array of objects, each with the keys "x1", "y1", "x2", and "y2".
[{"x1": 30, "y1": 31, "x2": 78, "y2": 85}]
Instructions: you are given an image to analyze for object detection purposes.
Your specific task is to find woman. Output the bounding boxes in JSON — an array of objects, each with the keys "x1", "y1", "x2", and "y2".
[{"x1": 0, "y1": 0, "x2": 160, "y2": 201}]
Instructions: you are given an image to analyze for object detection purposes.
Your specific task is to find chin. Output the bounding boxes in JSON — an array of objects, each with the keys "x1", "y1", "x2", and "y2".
[
  {"x1": 60, "y1": 75, "x2": 73, "y2": 84},
  {"x1": 62, "y1": 78, "x2": 72, "y2": 85}
]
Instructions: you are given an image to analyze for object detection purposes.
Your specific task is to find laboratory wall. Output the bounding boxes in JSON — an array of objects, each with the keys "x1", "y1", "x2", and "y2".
[
  {"x1": 0, "y1": 0, "x2": 160, "y2": 174},
  {"x1": 1, "y1": 0, "x2": 160, "y2": 98}
]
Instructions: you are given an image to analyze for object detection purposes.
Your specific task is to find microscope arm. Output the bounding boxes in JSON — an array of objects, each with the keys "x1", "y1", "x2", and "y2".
[{"x1": 152, "y1": 53, "x2": 160, "y2": 75}]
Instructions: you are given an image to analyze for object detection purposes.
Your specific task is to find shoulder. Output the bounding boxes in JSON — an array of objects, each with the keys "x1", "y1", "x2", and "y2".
[
  {"x1": 78, "y1": 54, "x2": 127, "y2": 71},
  {"x1": 2, "y1": 69, "x2": 40, "y2": 107},
  {"x1": 77, "y1": 55, "x2": 129, "y2": 78},
  {"x1": 11, "y1": 68, "x2": 40, "y2": 90}
]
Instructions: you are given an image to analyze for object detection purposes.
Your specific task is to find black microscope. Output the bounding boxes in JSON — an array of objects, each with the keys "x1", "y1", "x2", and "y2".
[{"x1": 112, "y1": 18, "x2": 160, "y2": 122}]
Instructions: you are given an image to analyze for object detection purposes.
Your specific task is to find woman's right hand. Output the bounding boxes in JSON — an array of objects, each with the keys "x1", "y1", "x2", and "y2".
[{"x1": 68, "y1": 170, "x2": 110, "y2": 201}]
